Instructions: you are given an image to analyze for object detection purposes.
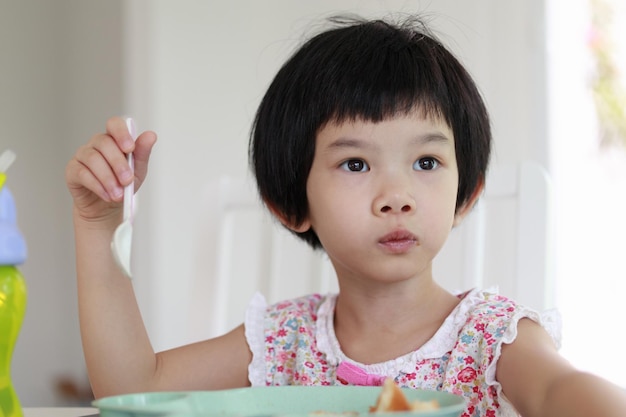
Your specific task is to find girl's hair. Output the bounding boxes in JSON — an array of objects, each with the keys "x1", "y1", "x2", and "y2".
[{"x1": 250, "y1": 15, "x2": 491, "y2": 249}]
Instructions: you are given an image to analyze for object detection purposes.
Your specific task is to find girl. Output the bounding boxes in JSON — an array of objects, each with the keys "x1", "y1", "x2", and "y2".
[{"x1": 65, "y1": 16, "x2": 626, "y2": 417}]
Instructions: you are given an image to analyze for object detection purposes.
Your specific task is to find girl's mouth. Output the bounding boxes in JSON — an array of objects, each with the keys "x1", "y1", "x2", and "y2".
[{"x1": 378, "y1": 230, "x2": 419, "y2": 253}]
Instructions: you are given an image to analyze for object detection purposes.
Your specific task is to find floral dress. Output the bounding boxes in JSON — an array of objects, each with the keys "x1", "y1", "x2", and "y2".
[{"x1": 245, "y1": 288, "x2": 561, "y2": 417}]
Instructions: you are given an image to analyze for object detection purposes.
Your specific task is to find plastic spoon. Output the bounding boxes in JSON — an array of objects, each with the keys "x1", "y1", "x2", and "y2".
[{"x1": 111, "y1": 117, "x2": 137, "y2": 278}]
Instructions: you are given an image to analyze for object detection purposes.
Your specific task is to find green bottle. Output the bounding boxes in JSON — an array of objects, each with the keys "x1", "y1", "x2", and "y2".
[{"x1": 0, "y1": 181, "x2": 27, "y2": 417}]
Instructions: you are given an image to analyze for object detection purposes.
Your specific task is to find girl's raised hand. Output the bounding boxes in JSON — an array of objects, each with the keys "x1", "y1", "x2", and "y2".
[{"x1": 65, "y1": 117, "x2": 157, "y2": 223}]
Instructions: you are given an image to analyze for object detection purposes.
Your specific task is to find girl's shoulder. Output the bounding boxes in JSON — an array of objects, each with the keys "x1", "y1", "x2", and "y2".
[
  {"x1": 452, "y1": 288, "x2": 561, "y2": 354},
  {"x1": 266, "y1": 293, "x2": 327, "y2": 317},
  {"x1": 465, "y1": 290, "x2": 520, "y2": 317},
  {"x1": 263, "y1": 293, "x2": 334, "y2": 332},
  {"x1": 458, "y1": 290, "x2": 528, "y2": 335}
]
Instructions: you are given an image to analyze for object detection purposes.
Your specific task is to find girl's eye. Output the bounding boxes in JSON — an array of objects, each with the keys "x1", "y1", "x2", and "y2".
[
  {"x1": 414, "y1": 157, "x2": 439, "y2": 171},
  {"x1": 340, "y1": 159, "x2": 369, "y2": 172}
]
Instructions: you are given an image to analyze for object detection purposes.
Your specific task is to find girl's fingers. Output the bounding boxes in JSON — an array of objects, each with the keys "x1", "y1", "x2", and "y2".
[
  {"x1": 105, "y1": 116, "x2": 136, "y2": 153},
  {"x1": 69, "y1": 117, "x2": 156, "y2": 203},
  {"x1": 74, "y1": 136, "x2": 126, "y2": 201},
  {"x1": 103, "y1": 117, "x2": 157, "y2": 190},
  {"x1": 91, "y1": 132, "x2": 135, "y2": 187},
  {"x1": 67, "y1": 157, "x2": 114, "y2": 203}
]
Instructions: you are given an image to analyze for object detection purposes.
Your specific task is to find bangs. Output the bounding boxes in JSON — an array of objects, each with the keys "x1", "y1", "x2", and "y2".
[{"x1": 297, "y1": 19, "x2": 452, "y2": 129}]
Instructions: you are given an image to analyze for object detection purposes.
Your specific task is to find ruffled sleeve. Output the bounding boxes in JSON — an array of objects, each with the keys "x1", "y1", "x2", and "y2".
[
  {"x1": 478, "y1": 292, "x2": 563, "y2": 417},
  {"x1": 244, "y1": 291, "x2": 267, "y2": 386},
  {"x1": 539, "y1": 308, "x2": 563, "y2": 349},
  {"x1": 484, "y1": 302, "x2": 562, "y2": 387}
]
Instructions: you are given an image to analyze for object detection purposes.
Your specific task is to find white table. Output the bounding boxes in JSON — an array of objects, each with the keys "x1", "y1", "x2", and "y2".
[{"x1": 23, "y1": 408, "x2": 98, "y2": 417}]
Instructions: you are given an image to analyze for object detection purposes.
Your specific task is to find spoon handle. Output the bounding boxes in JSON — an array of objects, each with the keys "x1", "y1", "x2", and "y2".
[{"x1": 123, "y1": 118, "x2": 137, "y2": 222}]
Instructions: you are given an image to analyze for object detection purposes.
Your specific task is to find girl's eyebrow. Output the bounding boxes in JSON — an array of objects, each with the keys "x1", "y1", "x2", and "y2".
[
  {"x1": 326, "y1": 137, "x2": 372, "y2": 150},
  {"x1": 414, "y1": 132, "x2": 453, "y2": 145}
]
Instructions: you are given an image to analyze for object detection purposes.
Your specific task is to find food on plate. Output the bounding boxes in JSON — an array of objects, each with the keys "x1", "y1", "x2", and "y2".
[
  {"x1": 370, "y1": 378, "x2": 440, "y2": 412},
  {"x1": 309, "y1": 379, "x2": 440, "y2": 416}
]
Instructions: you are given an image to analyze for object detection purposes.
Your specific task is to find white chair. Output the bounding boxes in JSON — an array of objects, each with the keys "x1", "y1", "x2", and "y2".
[
  {"x1": 188, "y1": 176, "x2": 337, "y2": 341},
  {"x1": 188, "y1": 161, "x2": 553, "y2": 342}
]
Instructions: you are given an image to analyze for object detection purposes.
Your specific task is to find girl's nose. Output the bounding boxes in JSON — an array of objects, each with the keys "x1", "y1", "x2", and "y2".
[{"x1": 373, "y1": 183, "x2": 416, "y2": 215}]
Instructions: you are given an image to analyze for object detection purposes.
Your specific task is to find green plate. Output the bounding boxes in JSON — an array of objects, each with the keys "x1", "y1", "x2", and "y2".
[{"x1": 93, "y1": 386, "x2": 465, "y2": 417}]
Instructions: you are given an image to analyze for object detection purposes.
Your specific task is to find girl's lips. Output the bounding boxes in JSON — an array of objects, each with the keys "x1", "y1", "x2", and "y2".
[{"x1": 378, "y1": 230, "x2": 419, "y2": 253}]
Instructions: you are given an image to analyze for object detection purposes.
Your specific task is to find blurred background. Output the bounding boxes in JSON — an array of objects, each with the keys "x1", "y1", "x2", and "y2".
[{"x1": 1, "y1": 0, "x2": 624, "y2": 405}]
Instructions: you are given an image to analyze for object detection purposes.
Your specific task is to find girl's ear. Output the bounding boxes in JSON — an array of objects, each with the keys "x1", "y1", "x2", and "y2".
[
  {"x1": 265, "y1": 201, "x2": 311, "y2": 233},
  {"x1": 453, "y1": 177, "x2": 485, "y2": 227}
]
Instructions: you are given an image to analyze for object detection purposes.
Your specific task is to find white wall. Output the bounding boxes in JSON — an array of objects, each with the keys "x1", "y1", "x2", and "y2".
[{"x1": 1, "y1": 0, "x2": 547, "y2": 405}]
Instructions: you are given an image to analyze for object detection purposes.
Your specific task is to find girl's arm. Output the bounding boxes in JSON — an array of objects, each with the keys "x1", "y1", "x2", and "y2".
[
  {"x1": 66, "y1": 117, "x2": 251, "y2": 398},
  {"x1": 497, "y1": 318, "x2": 626, "y2": 417}
]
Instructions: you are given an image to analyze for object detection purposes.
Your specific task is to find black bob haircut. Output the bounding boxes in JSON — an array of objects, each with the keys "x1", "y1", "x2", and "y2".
[{"x1": 250, "y1": 16, "x2": 492, "y2": 249}]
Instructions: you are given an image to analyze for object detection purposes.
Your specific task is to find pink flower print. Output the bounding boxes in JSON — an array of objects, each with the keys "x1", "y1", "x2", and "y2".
[
  {"x1": 406, "y1": 373, "x2": 416, "y2": 380},
  {"x1": 464, "y1": 356, "x2": 475, "y2": 365},
  {"x1": 474, "y1": 322, "x2": 485, "y2": 332},
  {"x1": 486, "y1": 409, "x2": 496, "y2": 417},
  {"x1": 304, "y1": 361, "x2": 315, "y2": 369},
  {"x1": 457, "y1": 366, "x2": 477, "y2": 383},
  {"x1": 266, "y1": 335, "x2": 275, "y2": 344},
  {"x1": 277, "y1": 365, "x2": 284, "y2": 372},
  {"x1": 277, "y1": 328, "x2": 287, "y2": 337},
  {"x1": 299, "y1": 326, "x2": 307, "y2": 334},
  {"x1": 473, "y1": 386, "x2": 484, "y2": 401}
]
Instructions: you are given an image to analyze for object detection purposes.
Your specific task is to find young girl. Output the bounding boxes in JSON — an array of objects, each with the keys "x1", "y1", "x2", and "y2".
[{"x1": 65, "y1": 16, "x2": 626, "y2": 417}]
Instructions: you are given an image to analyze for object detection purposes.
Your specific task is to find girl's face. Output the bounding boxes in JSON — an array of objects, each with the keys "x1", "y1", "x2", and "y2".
[{"x1": 292, "y1": 111, "x2": 470, "y2": 286}]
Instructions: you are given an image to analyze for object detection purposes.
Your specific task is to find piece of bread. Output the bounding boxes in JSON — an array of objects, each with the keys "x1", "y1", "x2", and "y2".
[
  {"x1": 371, "y1": 378, "x2": 439, "y2": 413},
  {"x1": 371, "y1": 378, "x2": 412, "y2": 412},
  {"x1": 408, "y1": 399, "x2": 439, "y2": 412}
]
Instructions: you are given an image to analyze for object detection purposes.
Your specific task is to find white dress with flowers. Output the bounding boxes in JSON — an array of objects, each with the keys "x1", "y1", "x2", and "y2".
[{"x1": 245, "y1": 288, "x2": 560, "y2": 417}]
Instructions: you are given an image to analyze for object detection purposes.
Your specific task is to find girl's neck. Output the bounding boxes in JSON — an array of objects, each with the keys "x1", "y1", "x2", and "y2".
[{"x1": 333, "y1": 280, "x2": 459, "y2": 364}]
